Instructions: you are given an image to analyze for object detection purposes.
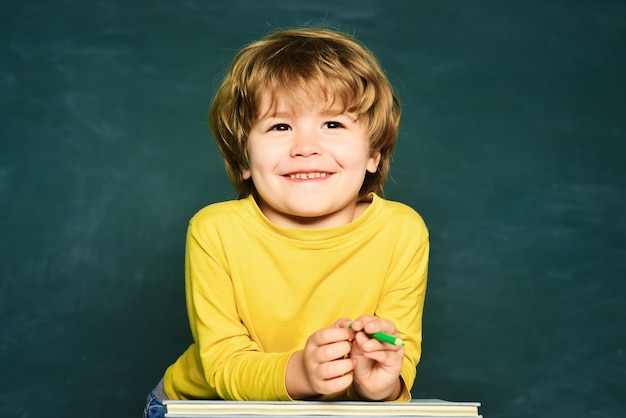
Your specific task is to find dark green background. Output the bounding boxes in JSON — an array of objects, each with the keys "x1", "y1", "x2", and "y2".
[{"x1": 1, "y1": 1, "x2": 624, "y2": 417}]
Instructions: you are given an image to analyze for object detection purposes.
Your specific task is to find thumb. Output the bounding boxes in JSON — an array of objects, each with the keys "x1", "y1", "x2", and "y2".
[{"x1": 334, "y1": 317, "x2": 353, "y2": 329}]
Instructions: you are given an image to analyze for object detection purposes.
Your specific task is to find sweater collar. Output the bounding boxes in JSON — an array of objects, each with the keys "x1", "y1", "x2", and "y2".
[{"x1": 243, "y1": 193, "x2": 383, "y2": 244}]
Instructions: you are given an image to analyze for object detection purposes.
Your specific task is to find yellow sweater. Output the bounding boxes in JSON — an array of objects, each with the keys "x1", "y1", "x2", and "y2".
[{"x1": 164, "y1": 194, "x2": 429, "y2": 401}]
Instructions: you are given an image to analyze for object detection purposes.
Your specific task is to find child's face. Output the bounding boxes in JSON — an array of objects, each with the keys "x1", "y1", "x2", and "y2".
[{"x1": 242, "y1": 91, "x2": 380, "y2": 229}]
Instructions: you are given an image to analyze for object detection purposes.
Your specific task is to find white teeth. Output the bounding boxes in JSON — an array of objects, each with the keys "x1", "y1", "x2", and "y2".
[{"x1": 288, "y1": 172, "x2": 329, "y2": 179}]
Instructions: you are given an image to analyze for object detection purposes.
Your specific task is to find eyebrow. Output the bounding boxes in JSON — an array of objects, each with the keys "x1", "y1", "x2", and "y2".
[{"x1": 259, "y1": 108, "x2": 355, "y2": 120}]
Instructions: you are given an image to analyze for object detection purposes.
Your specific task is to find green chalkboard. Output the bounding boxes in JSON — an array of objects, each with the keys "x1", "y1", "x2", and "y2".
[{"x1": 1, "y1": 1, "x2": 624, "y2": 417}]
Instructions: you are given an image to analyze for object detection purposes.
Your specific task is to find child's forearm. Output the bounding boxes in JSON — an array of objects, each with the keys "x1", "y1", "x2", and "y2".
[
  {"x1": 285, "y1": 350, "x2": 318, "y2": 400},
  {"x1": 385, "y1": 377, "x2": 404, "y2": 401},
  {"x1": 352, "y1": 376, "x2": 403, "y2": 401}
]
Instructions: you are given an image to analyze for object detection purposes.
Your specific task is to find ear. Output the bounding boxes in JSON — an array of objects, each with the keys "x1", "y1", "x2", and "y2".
[
  {"x1": 366, "y1": 151, "x2": 381, "y2": 174},
  {"x1": 241, "y1": 166, "x2": 252, "y2": 180}
]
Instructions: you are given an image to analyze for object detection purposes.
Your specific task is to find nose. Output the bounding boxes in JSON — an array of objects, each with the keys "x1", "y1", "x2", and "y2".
[{"x1": 290, "y1": 128, "x2": 322, "y2": 157}]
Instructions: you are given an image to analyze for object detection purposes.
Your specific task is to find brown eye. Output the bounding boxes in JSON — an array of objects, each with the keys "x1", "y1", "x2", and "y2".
[
  {"x1": 324, "y1": 121, "x2": 344, "y2": 129},
  {"x1": 270, "y1": 123, "x2": 291, "y2": 131}
]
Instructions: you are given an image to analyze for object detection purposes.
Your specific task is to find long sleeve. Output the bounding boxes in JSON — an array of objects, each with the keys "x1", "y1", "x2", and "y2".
[
  {"x1": 376, "y1": 224, "x2": 429, "y2": 400},
  {"x1": 183, "y1": 223, "x2": 294, "y2": 400}
]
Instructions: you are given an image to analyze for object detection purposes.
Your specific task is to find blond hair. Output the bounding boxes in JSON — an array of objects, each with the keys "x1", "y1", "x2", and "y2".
[{"x1": 209, "y1": 27, "x2": 401, "y2": 198}]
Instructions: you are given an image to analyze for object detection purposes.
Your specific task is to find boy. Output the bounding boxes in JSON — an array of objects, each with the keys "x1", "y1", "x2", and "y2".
[{"x1": 144, "y1": 27, "x2": 429, "y2": 418}]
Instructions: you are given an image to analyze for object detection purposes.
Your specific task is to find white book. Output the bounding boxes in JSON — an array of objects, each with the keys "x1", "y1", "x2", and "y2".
[{"x1": 163, "y1": 399, "x2": 482, "y2": 417}]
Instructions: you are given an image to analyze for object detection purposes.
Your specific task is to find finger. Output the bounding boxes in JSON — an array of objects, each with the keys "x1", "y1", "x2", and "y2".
[
  {"x1": 315, "y1": 368, "x2": 354, "y2": 395},
  {"x1": 354, "y1": 330, "x2": 384, "y2": 352},
  {"x1": 334, "y1": 317, "x2": 353, "y2": 329},
  {"x1": 353, "y1": 316, "x2": 399, "y2": 338},
  {"x1": 363, "y1": 318, "x2": 397, "y2": 336},
  {"x1": 317, "y1": 357, "x2": 356, "y2": 380},
  {"x1": 315, "y1": 341, "x2": 352, "y2": 363},
  {"x1": 309, "y1": 327, "x2": 354, "y2": 347},
  {"x1": 354, "y1": 331, "x2": 403, "y2": 353},
  {"x1": 359, "y1": 348, "x2": 404, "y2": 375},
  {"x1": 349, "y1": 315, "x2": 377, "y2": 332}
]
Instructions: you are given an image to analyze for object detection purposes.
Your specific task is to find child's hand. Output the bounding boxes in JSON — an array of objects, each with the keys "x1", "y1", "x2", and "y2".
[
  {"x1": 347, "y1": 316, "x2": 404, "y2": 401},
  {"x1": 286, "y1": 318, "x2": 356, "y2": 399}
]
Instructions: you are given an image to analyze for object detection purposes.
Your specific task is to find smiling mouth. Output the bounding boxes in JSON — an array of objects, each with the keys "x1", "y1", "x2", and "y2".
[{"x1": 287, "y1": 172, "x2": 330, "y2": 180}]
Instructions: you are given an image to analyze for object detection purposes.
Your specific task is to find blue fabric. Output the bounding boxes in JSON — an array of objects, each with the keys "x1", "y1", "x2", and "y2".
[{"x1": 143, "y1": 391, "x2": 166, "y2": 418}]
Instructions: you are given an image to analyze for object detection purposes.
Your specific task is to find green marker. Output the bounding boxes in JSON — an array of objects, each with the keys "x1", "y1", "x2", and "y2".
[{"x1": 348, "y1": 323, "x2": 405, "y2": 347}]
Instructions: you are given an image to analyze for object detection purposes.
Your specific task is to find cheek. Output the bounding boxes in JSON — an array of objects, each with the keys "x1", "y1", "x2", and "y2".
[
  {"x1": 246, "y1": 144, "x2": 282, "y2": 175},
  {"x1": 342, "y1": 145, "x2": 375, "y2": 170}
]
